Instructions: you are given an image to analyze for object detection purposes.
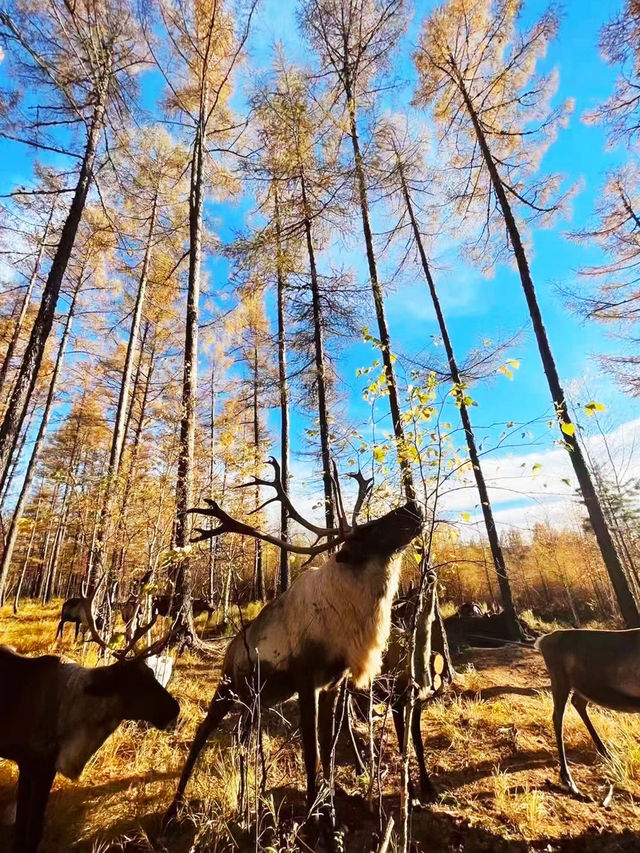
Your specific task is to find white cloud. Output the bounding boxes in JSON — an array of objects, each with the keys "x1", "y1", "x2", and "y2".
[{"x1": 440, "y1": 417, "x2": 640, "y2": 538}]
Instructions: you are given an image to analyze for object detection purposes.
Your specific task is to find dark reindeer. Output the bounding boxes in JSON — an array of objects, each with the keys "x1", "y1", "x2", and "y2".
[
  {"x1": 536, "y1": 627, "x2": 640, "y2": 795},
  {"x1": 349, "y1": 579, "x2": 446, "y2": 803},
  {"x1": 164, "y1": 460, "x2": 423, "y2": 824},
  {"x1": 55, "y1": 596, "x2": 104, "y2": 643},
  {"x1": 2, "y1": 582, "x2": 179, "y2": 853}
]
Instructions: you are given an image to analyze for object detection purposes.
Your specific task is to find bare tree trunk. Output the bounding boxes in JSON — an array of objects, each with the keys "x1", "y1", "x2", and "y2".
[
  {"x1": 112, "y1": 333, "x2": 155, "y2": 581},
  {"x1": 274, "y1": 189, "x2": 290, "y2": 592},
  {"x1": 459, "y1": 80, "x2": 640, "y2": 627},
  {"x1": 252, "y1": 340, "x2": 265, "y2": 601},
  {"x1": 13, "y1": 491, "x2": 42, "y2": 613},
  {"x1": 173, "y1": 116, "x2": 206, "y2": 630},
  {"x1": 0, "y1": 197, "x2": 56, "y2": 404},
  {"x1": 300, "y1": 171, "x2": 335, "y2": 530},
  {"x1": 0, "y1": 280, "x2": 80, "y2": 604},
  {"x1": 399, "y1": 165, "x2": 522, "y2": 639},
  {"x1": 0, "y1": 70, "x2": 110, "y2": 484},
  {"x1": 344, "y1": 83, "x2": 415, "y2": 503}
]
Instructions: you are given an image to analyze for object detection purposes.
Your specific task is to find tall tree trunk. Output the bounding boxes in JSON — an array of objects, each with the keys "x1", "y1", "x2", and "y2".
[
  {"x1": 13, "y1": 491, "x2": 42, "y2": 613},
  {"x1": 112, "y1": 332, "x2": 155, "y2": 581},
  {"x1": 274, "y1": 189, "x2": 290, "y2": 592},
  {"x1": 0, "y1": 69, "x2": 110, "y2": 484},
  {"x1": 172, "y1": 116, "x2": 206, "y2": 628},
  {"x1": 300, "y1": 171, "x2": 335, "y2": 530},
  {"x1": 207, "y1": 366, "x2": 217, "y2": 603},
  {"x1": 0, "y1": 281, "x2": 80, "y2": 604},
  {"x1": 252, "y1": 339, "x2": 265, "y2": 601},
  {"x1": 118, "y1": 320, "x2": 149, "y2": 473},
  {"x1": 344, "y1": 83, "x2": 415, "y2": 503},
  {"x1": 459, "y1": 80, "x2": 640, "y2": 628},
  {"x1": 89, "y1": 194, "x2": 158, "y2": 589},
  {"x1": 0, "y1": 396, "x2": 37, "y2": 514},
  {"x1": 399, "y1": 164, "x2": 522, "y2": 639},
  {"x1": 0, "y1": 197, "x2": 56, "y2": 405}
]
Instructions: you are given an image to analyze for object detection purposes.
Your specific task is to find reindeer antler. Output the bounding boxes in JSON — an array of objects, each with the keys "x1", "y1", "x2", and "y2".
[
  {"x1": 188, "y1": 456, "x2": 374, "y2": 557},
  {"x1": 81, "y1": 574, "x2": 168, "y2": 662},
  {"x1": 234, "y1": 457, "x2": 341, "y2": 538},
  {"x1": 189, "y1": 499, "x2": 337, "y2": 556},
  {"x1": 347, "y1": 469, "x2": 374, "y2": 527}
]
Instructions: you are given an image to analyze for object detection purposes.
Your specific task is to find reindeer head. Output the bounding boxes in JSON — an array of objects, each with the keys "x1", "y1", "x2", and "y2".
[
  {"x1": 85, "y1": 658, "x2": 179, "y2": 730},
  {"x1": 336, "y1": 501, "x2": 423, "y2": 566},
  {"x1": 80, "y1": 577, "x2": 180, "y2": 731}
]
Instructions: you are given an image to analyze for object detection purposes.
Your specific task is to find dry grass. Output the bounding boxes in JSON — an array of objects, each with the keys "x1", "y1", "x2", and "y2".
[{"x1": 3, "y1": 602, "x2": 640, "y2": 850}]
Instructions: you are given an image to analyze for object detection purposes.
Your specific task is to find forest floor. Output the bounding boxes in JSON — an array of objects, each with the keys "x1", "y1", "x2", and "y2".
[{"x1": 2, "y1": 602, "x2": 640, "y2": 851}]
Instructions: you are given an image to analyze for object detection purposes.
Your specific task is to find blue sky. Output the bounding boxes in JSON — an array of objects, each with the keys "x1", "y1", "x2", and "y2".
[{"x1": 1, "y1": 0, "x2": 638, "y2": 534}]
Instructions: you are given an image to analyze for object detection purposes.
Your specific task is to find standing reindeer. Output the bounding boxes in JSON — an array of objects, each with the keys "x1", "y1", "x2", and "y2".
[
  {"x1": 536, "y1": 627, "x2": 640, "y2": 794},
  {"x1": 2, "y1": 582, "x2": 179, "y2": 853},
  {"x1": 55, "y1": 597, "x2": 104, "y2": 643},
  {"x1": 164, "y1": 460, "x2": 423, "y2": 824}
]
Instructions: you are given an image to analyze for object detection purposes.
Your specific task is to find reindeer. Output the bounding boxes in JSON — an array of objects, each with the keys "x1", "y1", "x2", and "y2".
[
  {"x1": 348, "y1": 578, "x2": 447, "y2": 803},
  {"x1": 2, "y1": 582, "x2": 180, "y2": 853},
  {"x1": 164, "y1": 460, "x2": 423, "y2": 824},
  {"x1": 55, "y1": 597, "x2": 104, "y2": 643},
  {"x1": 536, "y1": 627, "x2": 640, "y2": 795},
  {"x1": 151, "y1": 595, "x2": 215, "y2": 621}
]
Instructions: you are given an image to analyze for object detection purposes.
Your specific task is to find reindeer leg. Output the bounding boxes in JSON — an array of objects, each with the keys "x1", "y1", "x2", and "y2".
[
  {"x1": 549, "y1": 674, "x2": 579, "y2": 794},
  {"x1": 55, "y1": 620, "x2": 63, "y2": 641},
  {"x1": 318, "y1": 687, "x2": 340, "y2": 781},
  {"x1": 391, "y1": 697, "x2": 417, "y2": 803},
  {"x1": 163, "y1": 683, "x2": 234, "y2": 827},
  {"x1": 298, "y1": 681, "x2": 320, "y2": 814},
  {"x1": 571, "y1": 693, "x2": 611, "y2": 760},
  {"x1": 13, "y1": 764, "x2": 32, "y2": 853},
  {"x1": 15, "y1": 759, "x2": 55, "y2": 853},
  {"x1": 345, "y1": 692, "x2": 367, "y2": 775},
  {"x1": 411, "y1": 699, "x2": 437, "y2": 802}
]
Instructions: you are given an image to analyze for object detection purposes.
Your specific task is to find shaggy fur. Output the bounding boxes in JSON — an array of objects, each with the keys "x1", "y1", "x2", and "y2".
[{"x1": 166, "y1": 501, "x2": 423, "y2": 821}]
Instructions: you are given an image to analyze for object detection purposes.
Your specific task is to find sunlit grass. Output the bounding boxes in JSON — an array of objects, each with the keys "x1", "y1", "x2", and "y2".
[{"x1": 4, "y1": 603, "x2": 640, "y2": 849}]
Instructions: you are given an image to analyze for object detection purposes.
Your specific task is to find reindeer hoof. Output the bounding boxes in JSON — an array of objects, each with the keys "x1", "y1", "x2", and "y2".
[{"x1": 560, "y1": 778, "x2": 581, "y2": 797}]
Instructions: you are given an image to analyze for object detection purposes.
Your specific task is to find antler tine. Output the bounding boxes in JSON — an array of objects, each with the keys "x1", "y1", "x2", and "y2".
[
  {"x1": 116, "y1": 611, "x2": 160, "y2": 660},
  {"x1": 330, "y1": 459, "x2": 349, "y2": 536},
  {"x1": 80, "y1": 573, "x2": 111, "y2": 654},
  {"x1": 233, "y1": 456, "x2": 341, "y2": 538},
  {"x1": 347, "y1": 470, "x2": 374, "y2": 527},
  {"x1": 188, "y1": 499, "x2": 339, "y2": 556}
]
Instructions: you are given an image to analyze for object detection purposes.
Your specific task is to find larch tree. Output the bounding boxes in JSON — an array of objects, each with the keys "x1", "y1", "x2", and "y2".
[
  {"x1": 252, "y1": 62, "x2": 351, "y2": 533},
  {"x1": 414, "y1": 0, "x2": 640, "y2": 627},
  {"x1": 375, "y1": 117, "x2": 522, "y2": 638},
  {"x1": 301, "y1": 0, "x2": 418, "y2": 504},
  {"x1": 0, "y1": 175, "x2": 60, "y2": 407},
  {"x1": 146, "y1": 0, "x2": 257, "y2": 624},
  {"x1": 0, "y1": 249, "x2": 90, "y2": 602},
  {"x1": 87, "y1": 129, "x2": 188, "y2": 590},
  {"x1": 0, "y1": 0, "x2": 141, "y2": 486},
  {"x1": 570, "y1": 1, "x2": 640, "y2": 394}
]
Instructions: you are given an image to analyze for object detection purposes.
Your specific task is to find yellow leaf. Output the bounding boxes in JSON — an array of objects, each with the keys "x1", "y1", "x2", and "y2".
[
  {"x1": 560, "y1": 422, "x2": 575, "y2": 436},
  {"x1": 584, "y1": 401, "x2": 606, "y2": 416},
  {"x1": 461, "y1": 511, "x2": 471, "y2": 522}
]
